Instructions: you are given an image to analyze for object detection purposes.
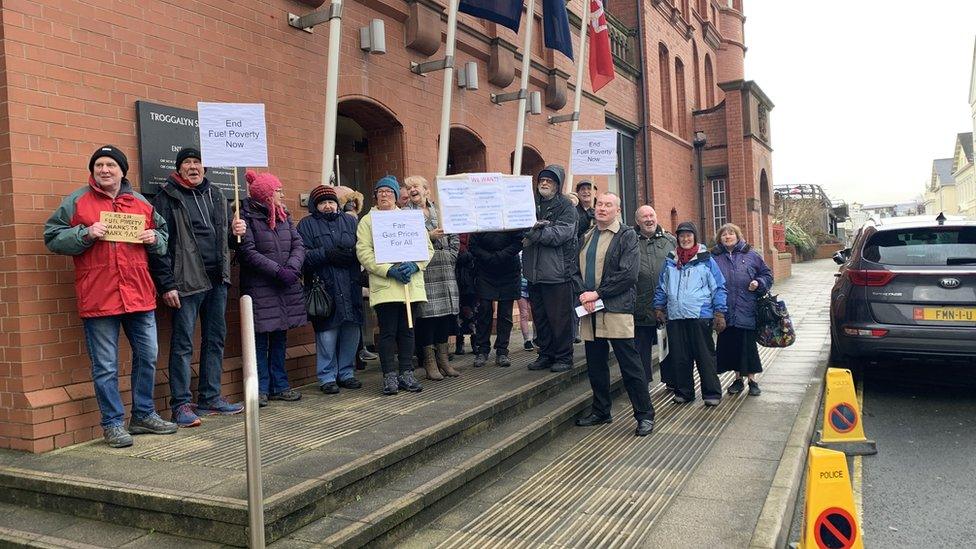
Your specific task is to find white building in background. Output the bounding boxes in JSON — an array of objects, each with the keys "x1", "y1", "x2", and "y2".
[{"x1": 924, "y1": 157, "x2": 958, "y2": 215}]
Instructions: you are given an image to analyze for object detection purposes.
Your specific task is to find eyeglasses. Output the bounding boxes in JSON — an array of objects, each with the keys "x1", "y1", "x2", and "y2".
[
  {"x1": 376, "y1": 189, "x2": 395, "y2": 195},
  {"x1": 274, "y1": 189, "x2": 285, "y2": 194}
]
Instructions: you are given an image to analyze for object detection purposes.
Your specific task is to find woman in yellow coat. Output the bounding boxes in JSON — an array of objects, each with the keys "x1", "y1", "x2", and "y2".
[{"x1": 356, "y1": 176, "x2": 433, "y2": 395}]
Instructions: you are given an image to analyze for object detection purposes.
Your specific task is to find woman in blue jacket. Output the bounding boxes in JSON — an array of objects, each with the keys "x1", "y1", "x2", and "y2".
[
  {"x1": 653, "y1": 222, "x2": 727, "y2": 406},
  {"x1": 711, "y1": 223, "x2": 773, "y2": 396}
]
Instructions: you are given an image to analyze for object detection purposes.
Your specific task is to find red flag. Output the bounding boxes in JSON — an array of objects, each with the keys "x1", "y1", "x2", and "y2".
[{"x1": 588, "y1": 0, "x2": 615, "y2": 92}]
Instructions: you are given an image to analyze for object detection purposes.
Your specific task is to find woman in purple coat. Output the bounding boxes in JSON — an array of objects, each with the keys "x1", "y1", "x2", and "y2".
[
  {"x1": 711, "y1": 223, "x2": 773, "y2": 396},
  {"x1": 238, "y1": 170, "x2": 307, "y2": 406}
]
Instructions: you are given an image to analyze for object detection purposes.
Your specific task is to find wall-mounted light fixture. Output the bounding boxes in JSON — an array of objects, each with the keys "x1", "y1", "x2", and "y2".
[
  {"x1": 526, "y1": 91, "x2": 542, "y2": 115},
  {"x1": 455, "y1": 62, "x2": 479, "y2": 90},
  {"x1": 359, "y1": 19, "x2": 386, "y2": 54}
]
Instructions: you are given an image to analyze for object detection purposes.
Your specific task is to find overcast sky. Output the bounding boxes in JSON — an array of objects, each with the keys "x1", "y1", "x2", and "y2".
[{"x1": 744, "y1": 1, "x2": 976, "y2": 206}]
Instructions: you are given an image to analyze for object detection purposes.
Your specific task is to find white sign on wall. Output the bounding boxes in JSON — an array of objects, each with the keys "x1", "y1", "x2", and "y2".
[
  {"x1": 436, "y1": 173, "x2": 537, "y2": 234},
  {"x1": 371, "y1": 209, "x2": 431, "y2": 264},
  {"x1": 570, "y1": 129, "x2": 617, "y2": 175},
  {"x1": 197, "y1": 102, "x2": 269, "y2": 167}
]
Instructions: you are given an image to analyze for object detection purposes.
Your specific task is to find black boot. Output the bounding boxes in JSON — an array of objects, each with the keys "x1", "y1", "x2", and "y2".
[{"x1": 454, "y1": 336, "x2": 466, "y2": 355}]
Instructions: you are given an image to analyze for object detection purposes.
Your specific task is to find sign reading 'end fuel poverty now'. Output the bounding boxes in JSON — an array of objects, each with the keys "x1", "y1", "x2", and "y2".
[
  {"x1": 197, "y1": 102, "x2": 269, "y2": 168},
  {"x1": 570, "y1": 129, "x2": 618, "y2": 176}
]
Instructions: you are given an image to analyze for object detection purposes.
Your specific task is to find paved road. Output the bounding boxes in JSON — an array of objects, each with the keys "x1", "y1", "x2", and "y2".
[
  {"x1": 790, "y1": 360, "x2": 976, "y2": 547},
  {"x1": 857, "y1": 361, "x2": 976, "y2": 548}
]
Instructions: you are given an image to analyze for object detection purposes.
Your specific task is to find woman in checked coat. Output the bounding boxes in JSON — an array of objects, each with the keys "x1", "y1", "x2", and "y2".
[{"x1": 403, "y1": 175, "x2": 462, "y2": 380}]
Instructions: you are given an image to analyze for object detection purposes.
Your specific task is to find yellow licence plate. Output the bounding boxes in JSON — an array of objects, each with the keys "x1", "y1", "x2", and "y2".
[{"x1": 913, "y1": 307, "x2": 976, "y2": 322}]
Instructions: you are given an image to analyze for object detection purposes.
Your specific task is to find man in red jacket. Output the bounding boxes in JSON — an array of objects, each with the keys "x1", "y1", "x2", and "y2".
[{"x1": 44, "y1": 145, "x2": 178, "y2": 448}]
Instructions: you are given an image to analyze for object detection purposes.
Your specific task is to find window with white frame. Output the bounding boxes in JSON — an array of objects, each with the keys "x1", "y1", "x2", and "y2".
[{"x1": 711, "y1": 178, "x2": 728, "y2": 233}]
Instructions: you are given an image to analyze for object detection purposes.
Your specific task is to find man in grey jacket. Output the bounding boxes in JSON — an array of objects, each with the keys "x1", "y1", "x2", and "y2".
[
  {"x1": 522, "y1": 165, "x2": 578, "y2": 372},
  {"x1": 634, "y1": 205, "x2": 676, "y2": 387}
]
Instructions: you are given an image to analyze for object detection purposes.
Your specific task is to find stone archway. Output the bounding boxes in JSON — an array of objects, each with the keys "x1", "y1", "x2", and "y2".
[
  {"x1": 336, "y1": 98, "x2": 405, "y2": 211},
  {"x1": 447, "y1": 126, "x2": 487, "y2": 175}
]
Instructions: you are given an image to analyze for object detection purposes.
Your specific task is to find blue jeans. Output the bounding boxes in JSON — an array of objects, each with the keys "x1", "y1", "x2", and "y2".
[
  {"x1": 168, "y1": 284, "x2": 228, "y2": 410},
  {"x1": 315, "y1": 323, "x2": 361, "y2": 385},
  {"x1": 82, "y1": 312, "x2": 159, "y2": 428},
  {"x1": 256, "y1": 330, "x2": 290, "y2": 395}
]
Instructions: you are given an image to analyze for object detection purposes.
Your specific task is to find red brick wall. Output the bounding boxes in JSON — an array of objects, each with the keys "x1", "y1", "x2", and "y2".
[{"x1": 0, "y1": 0, "x2": 762, "y2": 451}]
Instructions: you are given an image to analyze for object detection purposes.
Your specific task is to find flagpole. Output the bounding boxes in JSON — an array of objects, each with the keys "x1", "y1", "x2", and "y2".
[
  {"x1": 320, "y1": 0, "x2": 343, "y2": 186},
  {"x1": 511, "y1": 0, "x2": 536, "y2": 175},
  {"x1": 436, "y1": 0, "x2": 461, "y2": 177},
  {"x1": 562, "y1": 0, "x2": 589, "y2": 195}
]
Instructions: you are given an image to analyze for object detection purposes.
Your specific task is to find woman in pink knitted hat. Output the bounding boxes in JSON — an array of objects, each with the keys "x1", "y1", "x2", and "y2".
[{"x1": 237, "y1": 170, "x2": 307, "y2": 406}]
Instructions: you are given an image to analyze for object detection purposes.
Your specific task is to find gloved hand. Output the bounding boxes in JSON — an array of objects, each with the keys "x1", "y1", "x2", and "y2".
[
  {"x1": 532, "y1": 220, "x2": 550, "y2": 230},
  {"x1": 713, "y1": 312, "x2": 727, "y2": 334},
  {"x1": 386, "y1": 264, "x2": 411, "y2": 285},
  {"x1": 654, "y1": 309, "x2": 667, "y2": 326},
  {"x1": 330, "y1": 247, "x2": 357, "y2": 265},
  {"x1": 276, "y1": 266, "x2": 300, "y2": 286},
  {"x1": 400, "y1": 262, "x2": 419, "y2": 275}
]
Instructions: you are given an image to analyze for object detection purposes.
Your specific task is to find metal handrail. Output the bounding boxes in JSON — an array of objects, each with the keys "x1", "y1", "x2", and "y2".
[{"x1": 240, "y1": 295, "x2": 265, "y2": 548}]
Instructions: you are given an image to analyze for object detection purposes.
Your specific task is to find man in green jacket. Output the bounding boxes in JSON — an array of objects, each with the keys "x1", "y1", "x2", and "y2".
[{"x1": 634, "y1": 205, "x2": 676, "y2": 388}]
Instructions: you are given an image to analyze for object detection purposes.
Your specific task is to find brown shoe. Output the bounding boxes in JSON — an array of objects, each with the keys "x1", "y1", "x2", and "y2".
[
  {"x1": 423, "y1": 345, "x2": 443, "y2": 380},
  {"x1": 436, "y1": 342, "x2": 460, "y2": 377}
]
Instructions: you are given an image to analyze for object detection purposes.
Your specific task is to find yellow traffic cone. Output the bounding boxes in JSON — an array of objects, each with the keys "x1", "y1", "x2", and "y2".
[
  {"x1": 798, "y1": 446, "x2": 863, "y2": 549},
  {"x1": 815, "y1": 368, "x2": 877, "y2": 455}
]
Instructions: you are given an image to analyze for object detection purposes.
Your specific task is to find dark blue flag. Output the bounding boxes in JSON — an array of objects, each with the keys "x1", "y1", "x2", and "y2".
[
  {"x1": 458, "y1": 0, "x2": 523, "y2": 33},
  {"x1": 542, "y1": 0, "x2": 573, "y2": 60}
]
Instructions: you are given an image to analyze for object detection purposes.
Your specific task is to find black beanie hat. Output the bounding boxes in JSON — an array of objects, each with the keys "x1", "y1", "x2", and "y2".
[
  {"x1": 175, "y1": 147, "x2": 203, "y2": 171},
  {"x1": 89, "y1": 145, "x2": 129, "y2": 176},
  {"x1": 675, "y1": 221, "x2": 698, "y2": 242}
]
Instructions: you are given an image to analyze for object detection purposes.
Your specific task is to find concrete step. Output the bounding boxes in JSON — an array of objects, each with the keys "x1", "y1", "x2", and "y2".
[
  {"x1": 274, "y1": 368, "x2": 624, "y2": 548},
  {"x1": 0, "y1": 348, "x2": 615, "y2": 547}
]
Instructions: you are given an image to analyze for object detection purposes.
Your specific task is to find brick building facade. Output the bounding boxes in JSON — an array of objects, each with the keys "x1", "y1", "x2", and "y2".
[{"x1": 0, "y1": 0, "x2": 778, "y2": 451}]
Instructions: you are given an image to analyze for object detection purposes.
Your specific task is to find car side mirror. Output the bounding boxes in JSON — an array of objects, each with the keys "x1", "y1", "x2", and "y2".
[{"x1": 832, "y1": 249, "x2": 850, "y2": 265}]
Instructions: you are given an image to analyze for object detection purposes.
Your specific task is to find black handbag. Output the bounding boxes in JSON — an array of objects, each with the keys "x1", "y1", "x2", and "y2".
[{"x1": 305, "y1": 274, "x2": 334, "y2": 319}]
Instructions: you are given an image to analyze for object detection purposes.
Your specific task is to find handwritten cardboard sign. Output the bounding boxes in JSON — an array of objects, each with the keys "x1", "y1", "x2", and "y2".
[
  {"x1": 100, "y1": 212, "x2": 146, "y2": 243},
  {"x1": 371, "y1": 209, "x2": 431, "y2": 264}
]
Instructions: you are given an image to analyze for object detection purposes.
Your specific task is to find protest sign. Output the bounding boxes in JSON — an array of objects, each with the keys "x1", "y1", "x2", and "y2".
[
  {"x1": 371, "y1": 210, "x2": 431, "y2": 264},
  {"x1": 135, "y1": 101, "x2": 244, "y2": 196},
  {"x1": 197, "y1": 102, "x2": 269, "y2": 168},
  {"x1": 570, "y1": 129, "x2": 617, "y2": 175},
  {"x1": 100, "y1": 212, "x2": 146, "y2": 244},
  {"x1": 435, "y1": 173, "x2": 537, "y2": 234}
]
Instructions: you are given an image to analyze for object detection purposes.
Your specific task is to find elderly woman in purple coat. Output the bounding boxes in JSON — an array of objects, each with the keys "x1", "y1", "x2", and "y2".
[
  {"x1": 238, "y1": 170, "x2": 307, "y2": 407},
  {"x1": 711, "y1": 223, "x2": 773, "y2": 396}
]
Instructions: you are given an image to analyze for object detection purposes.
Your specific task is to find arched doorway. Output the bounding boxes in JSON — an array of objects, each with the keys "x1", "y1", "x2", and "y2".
[
  {"x1": 336, "y1": 98, "x2": 405, "y2": 211},
  {"x1": 510, "y1": 146, "x2": 545, "y2": 179},
  {"x1": 447, "y1": 126, "x2": 487, "y2": 175}
]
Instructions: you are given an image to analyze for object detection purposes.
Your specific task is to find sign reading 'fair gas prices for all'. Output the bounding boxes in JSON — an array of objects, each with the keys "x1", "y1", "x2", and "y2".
[
  {"x1": 197, "y1": 102, "x2": 269, "y2": 168},
  {"x1": 570, "y1": 129, "x2": 617, "y2": 175},
  {"x1": 435, "y1": 173, "x2": 537, "y2": 234},
  {"x1": 100, "y1": 212, "x2": 146, "y2": 244},
  {"x1": 371, "y1": 209, "x2": 431, "y2": 265}
]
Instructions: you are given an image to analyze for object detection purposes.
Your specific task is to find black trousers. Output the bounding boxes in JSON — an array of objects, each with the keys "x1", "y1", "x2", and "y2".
[
  {"x1": 415, "y1": 315, "x2": 453, "y2": 347},
  {"x1": 584, "y1": 337, "x2": 654, "y2": 422},
  {"x1": 374, "y1": 303, "x2": 416, "y2": 375},
  {"x1": 634, "y1": 324, "x2": 657, "y2": 383},
  {"x1": 668, "y1": 318, "x2": 722, "y2": 401},
  {"x1": 474, "y1": 298, "x2": 514, "y2": 356},
  {"x1": 528, "y1": 281, "x2": 575, "y2": 365}
]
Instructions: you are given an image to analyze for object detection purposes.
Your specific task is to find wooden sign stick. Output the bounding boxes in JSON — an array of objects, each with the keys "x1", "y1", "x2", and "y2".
[
  {"x1": 233, "y1": 168, "x2": 242, "y2": 244},
  {"x1": 404, "y1": 283, "x2": 413, "y2": 329}
]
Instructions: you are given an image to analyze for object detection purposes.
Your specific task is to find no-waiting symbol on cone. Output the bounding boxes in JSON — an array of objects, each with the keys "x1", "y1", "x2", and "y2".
[
  {"x1": 829, "y1": 402, "x2": 858, "y2": 434},
  {"x1": 814, "y1": 507, "x2": 857, "y2": 549}
]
